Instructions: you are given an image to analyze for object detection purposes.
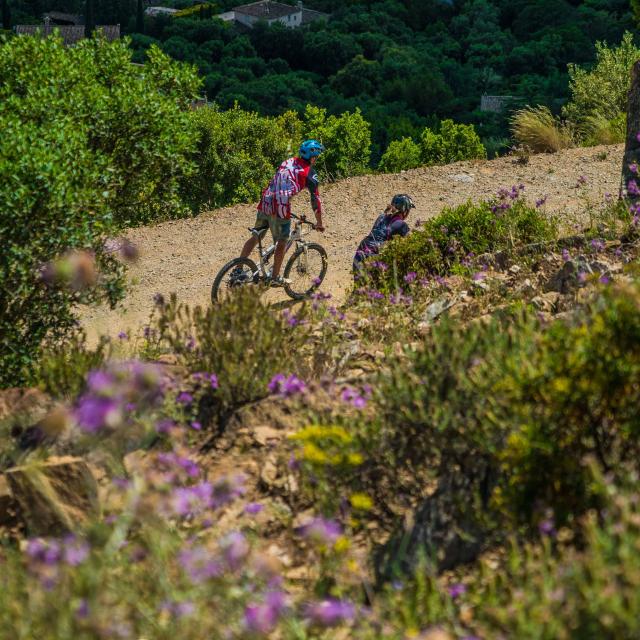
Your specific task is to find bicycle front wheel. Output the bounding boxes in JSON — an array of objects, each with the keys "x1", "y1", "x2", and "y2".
[
  {"x1": 211, "y1": 257, "x2": 259, "y2": 303},
  {"x1": 283, "y1": 243, "x2": 328, "y2": 300}
]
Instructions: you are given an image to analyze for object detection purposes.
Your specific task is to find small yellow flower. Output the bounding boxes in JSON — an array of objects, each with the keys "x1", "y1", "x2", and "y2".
[{"x1": 349, "y1": 493, "x2": 373, "y2": 511}]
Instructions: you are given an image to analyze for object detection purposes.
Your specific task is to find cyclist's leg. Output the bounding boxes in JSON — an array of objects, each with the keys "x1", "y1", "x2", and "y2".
[
  {"x1": 268, "y1": 216, "x2": 291, "y2": 279},
  {"x1": 241, "y1": 212, "x2": 269, "y2": 258}
]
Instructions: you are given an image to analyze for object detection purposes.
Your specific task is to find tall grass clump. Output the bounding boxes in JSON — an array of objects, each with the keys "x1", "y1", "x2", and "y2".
[{"x1": 510, "y1": 105, "x2": 574, "y2": 153}]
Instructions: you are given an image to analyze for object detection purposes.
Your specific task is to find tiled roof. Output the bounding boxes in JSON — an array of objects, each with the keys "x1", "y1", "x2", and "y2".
[
  {"x1": 233, "y1": 1, "x2": 299, "y2": 19},
  {"x1": 43, "y1": 11, "x2": 84, "y2": 25},
  {"x1": 15, "y1": 24, "x2": 120, "y2": 46}
]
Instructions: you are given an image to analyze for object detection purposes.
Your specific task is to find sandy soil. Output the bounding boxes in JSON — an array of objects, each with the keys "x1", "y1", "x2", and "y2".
[{"x1": 80, "y1": 144, "x2": 624, "y2": 342}]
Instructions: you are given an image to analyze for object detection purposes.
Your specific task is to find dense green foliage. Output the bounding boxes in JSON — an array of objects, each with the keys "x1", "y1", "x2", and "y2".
[
  {"x1": 0, "y1": 34, "x2": 199, "y2": 386},
  {"x1": 374, "y1": 192, "x2": 556, "y2": 285},
  {"x1": 11, "y1": 0, "x2": 632, "y2": 159},
  {"x1": 420, "y1": 119, "x2": 487, "y2": 165}
]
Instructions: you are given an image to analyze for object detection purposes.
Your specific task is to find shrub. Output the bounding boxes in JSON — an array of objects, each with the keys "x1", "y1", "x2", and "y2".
[
  {"x1": 303, "y1": 105, "x2": 372, "y2": 180},
  {"x1": 419, "y1": 119, "x2": 486, "y2": 166},
  {"x1": 36, "y1": 333, "x2": 111, "y2": 401},
  {"x1": 375, "y1": 192, "x2": 556, "y2": 285},
  {"x1": 581, "y1": 113, "x2": 626, "y2": 146},
  {"x1": 510, "y1": 105, "x2": 574, "y2": 153},
  {"x1": 155, "y1": 290, "x2": 311, "y2": 424},
  {"x1": 378, "y1": 137, "x2": 422, "y2": 173},
  {"x1": 563, "y1": 32, "x2": 640, "y2": 130},
  {"x1": 365, "y1": 281, "x2": 640, "y2": 530},
  {"x1": 184, "y1": 105, "x2": 301, "y2": 211},
  {"x1": 0, "y1": 35, "x2": 200, "y2": 386}
]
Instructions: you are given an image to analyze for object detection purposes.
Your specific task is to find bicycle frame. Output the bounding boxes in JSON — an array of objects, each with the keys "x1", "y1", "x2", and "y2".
[{"x1": 250, "y1": 216, "x2": 311, "y2": 279}]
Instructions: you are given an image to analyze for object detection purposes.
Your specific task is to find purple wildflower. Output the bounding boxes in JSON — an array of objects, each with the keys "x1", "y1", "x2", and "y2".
[
  {"x1": 62, "y1": 536, "x2": 90, "y2": 567},
  {"x1": 631, "y1": 163, "x2": 639, "y2": 175},
  {"x1": 448, "y1": 583, "x2": 467, "y2": 599},
  {"x1": 244, "y1": 592, "x2": 288, "y2": 635},
  {"x1": 539, "y1": 517, "x2": 556, "y2": 537},
  {"x1": 211, "y1": 473, "x2": 246, "y2": 508},
  {"x1": 599, "y1": 275, "x2": 610, "y2": 285},
  {"x1": 178, "y1": 546, "x2": 222, "y2": 583},
  {"x1": 576, "y1": 175, "x2": 588, "y2": 187},
  {"x1": 75, "y1": 599, "x2": 90, "y2": 620},
  {"x1": 535, "y1": 196, "x2": 547, "y2": 208},
  {"x1": 561, "y1": 249, "x2": 570, "y2": 262},
  {"x1": 117, "y1": 331, "x2": 128, "y2": 340},
  {"x1": 219, "y1": 531, "x2": 250, "y2": 571},
  {"x1": 177, "y1": 391, "x2": 193, "y2": 406},
  {"x1": 152, "y1": 293, "x2": 165, "y2": 308},
  {"x1": 303, "y1": 599, "x2": 356, "y2": 627},
  {"x1": 244, "y1": 502, "x2": 264, "y2": 515},
  {"x1": 268, "y1": 374, "x2": 307, "y2": 397},
  {"x1": 590, "y1": 238, "x2": 605, "y2": 252},
  {"x1": 341, "y1": 387, "x2": 368, "y2": 409},
  {"x1": 404, "y1": 272, "x2": 417, "y2": 284},
  {"x1": 190, "y1": 421, "x2": 202, "y2": 431},
  {"x1": 299, "y1": 517, "x2": 342, "y2": 546},
  {"x1": 170, "y1": 482, "x2": 213, "y2": 517},
  {"x1": 74, "y1": 396, "x2": 121, "y2": 433}
]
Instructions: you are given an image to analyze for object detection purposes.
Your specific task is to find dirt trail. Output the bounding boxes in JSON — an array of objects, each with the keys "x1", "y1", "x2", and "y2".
[{"x1": 80, "y1": 144, "x2": 623, "y2": 342}]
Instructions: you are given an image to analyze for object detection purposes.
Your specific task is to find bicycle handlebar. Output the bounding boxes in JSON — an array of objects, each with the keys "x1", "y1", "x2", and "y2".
[{"x1": 290, "y1": 213, "x2": 317, "y2": 230}]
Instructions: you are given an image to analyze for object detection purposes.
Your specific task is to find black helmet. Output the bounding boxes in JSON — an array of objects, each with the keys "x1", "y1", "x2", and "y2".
[{"x1": 391, "y1": 194, "x2": 415, "y2": 213}]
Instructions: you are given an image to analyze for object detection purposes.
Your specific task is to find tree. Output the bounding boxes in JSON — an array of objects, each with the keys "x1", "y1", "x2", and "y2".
[
  {"x1": 0, "y1": 36, "x2": 200, "y2": 385},
  {"x1": 2, "y1": 0, "x2": 10, "y2": 31},
  {"x1": 136, "y1": 0, "x2": 144, "y2": 33},
  {"x1": 378, "y1": 137, "x2": 422, "y2": 173},
  {"x1": 85, "y1": 0, "x2": 95, "y2": 37}
]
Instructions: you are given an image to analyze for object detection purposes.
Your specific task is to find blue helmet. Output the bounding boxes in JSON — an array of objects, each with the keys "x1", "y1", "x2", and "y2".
[{"x1": 299, "y1": 139, "x2": 325, "y2": 160}]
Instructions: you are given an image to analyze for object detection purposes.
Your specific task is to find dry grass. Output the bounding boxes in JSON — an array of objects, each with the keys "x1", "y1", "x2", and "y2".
[{"x1": 510, "y1": 106, "x2": 574, "y2": 153}]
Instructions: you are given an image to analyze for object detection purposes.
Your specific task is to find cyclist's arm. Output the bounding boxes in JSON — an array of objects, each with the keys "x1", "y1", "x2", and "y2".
[
  {"x1": 307, "y1": 167, "x2": 324, "y2": 230},
  {"x1": 389, "y1": 219, "x2": 410, "y2": 238}
]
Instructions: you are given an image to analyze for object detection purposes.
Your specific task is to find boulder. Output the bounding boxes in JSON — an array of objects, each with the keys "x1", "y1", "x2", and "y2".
[{"x1": 6, "y1": 456, "x2": 99, "y2": 536}]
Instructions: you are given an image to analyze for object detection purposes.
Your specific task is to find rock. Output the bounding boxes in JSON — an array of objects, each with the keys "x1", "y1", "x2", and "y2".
[
  {"x1": 259, "y1": 456, "x2": 280, "y2": 489},
  {"x1": 531, "y1": 292, "x2": 560, "y2": 313},
  {"x1": 545, "y1": 257, "x2": 593, "y2": 293},
  {"x1": 0, "y1": 388, "x2": 53, "y2": 423},
  {"x1": 451, "y1": 173, "x2": 474, "y2": 183},
  {"x1": 422, "y1": 298, "x2": 457, "y2": 324},
  {"x1": 6, "y1": 456, "x2": 99, "y2": 536},
  {"x1": 253, "y1": 426, "x2": 284, "y2": 447}
]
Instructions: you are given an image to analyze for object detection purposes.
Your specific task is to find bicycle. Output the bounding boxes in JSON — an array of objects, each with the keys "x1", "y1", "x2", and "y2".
[{"x1": 211, "y1": 213, "x2": 328, "y2": 303}]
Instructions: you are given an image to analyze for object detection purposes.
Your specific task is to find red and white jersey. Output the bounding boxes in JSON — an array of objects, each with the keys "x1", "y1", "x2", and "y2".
[{"x1": 258, "y1": 156, "x2": 322, "y2": 219}]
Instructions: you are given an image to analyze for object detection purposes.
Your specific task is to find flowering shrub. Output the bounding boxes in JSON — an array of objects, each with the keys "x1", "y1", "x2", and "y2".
[
  {"x1": 155, "y1": 290, "x2": 311, "y2": 426},
  {"x1": 362, "y1": 281, "x2": 640, "y2": 532},
  {"x1": 374, "y1": 192, "x2": 556, "y2": 287}
]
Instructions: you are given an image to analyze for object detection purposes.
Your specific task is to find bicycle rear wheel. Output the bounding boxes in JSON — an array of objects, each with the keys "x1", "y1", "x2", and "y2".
[
  {"x1": 283, "y1": 243, "x2": 328, "y2": 300},
  {"x1": 211, "y1": 257, "x2": 259, "y2": 303}
]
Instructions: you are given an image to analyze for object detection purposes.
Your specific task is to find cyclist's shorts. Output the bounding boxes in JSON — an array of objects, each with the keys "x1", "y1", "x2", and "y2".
[{"x1": 254, "y1": 211, "x2": 290, "y2": 242}]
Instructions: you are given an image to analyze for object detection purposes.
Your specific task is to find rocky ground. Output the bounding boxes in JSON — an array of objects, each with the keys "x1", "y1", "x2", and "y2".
[{"x1": 80, "y1": 144, "x2": 624, "y2": 343}]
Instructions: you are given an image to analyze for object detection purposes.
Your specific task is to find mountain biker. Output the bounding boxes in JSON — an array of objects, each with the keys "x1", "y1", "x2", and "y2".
[
  {"x1": 352, "y1": 194, "x2": 415, "y2": 277},
  {"x1": 237, "y1": 140, "x2": 326, "y2": 287}
]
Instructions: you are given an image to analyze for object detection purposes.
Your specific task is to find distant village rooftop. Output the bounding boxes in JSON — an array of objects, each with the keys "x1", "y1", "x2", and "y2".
[
  {"x1": 220, "y1": 1, "x2": 329, "y2": 29},
  {"x1": 15, "y1": 17, "x2": 120, "y2": 46}
]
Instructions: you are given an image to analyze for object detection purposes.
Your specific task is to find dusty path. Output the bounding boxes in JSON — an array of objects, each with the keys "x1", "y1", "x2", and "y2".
[{"x1": 81, "y1": 144, "x2": 623, "y2": 342}]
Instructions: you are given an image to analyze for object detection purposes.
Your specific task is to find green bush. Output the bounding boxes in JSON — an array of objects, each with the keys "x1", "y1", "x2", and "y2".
[
  {"x1": 420, "y1": 119, "x2": 486, "y2": 166},
  {"x1": 376, "y1": 479, "x2": 640, "y2": 639},
  {"x1": 563, "y1": 32, "x2": 640, "y2": 133},
  {"x1": 303, "y1": 104, "x2": 372, "y2": 181},
  {"x1": 0, "y1": 35, "x2": 200, "y2": 386},
  {"x1": 184, "y1": 105, "x2": 301, "y2": 211},
  {"x1": 375, "y1": 194, "x2": 556, "y2": 285},
  {"x1": 155, "y1": 290, "x2": 311, "y2": 423},
  {"x1": 378, "y1": 137, "x2": 422, "y2": 173},
  {"x1": 365, "y1": 281, "x2": 640, "y2": 530}
]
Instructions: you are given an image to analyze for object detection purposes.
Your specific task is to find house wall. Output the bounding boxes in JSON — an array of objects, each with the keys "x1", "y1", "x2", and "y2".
[{"x1": 234, "y1": 10, "x2": 303, "y2": 28}]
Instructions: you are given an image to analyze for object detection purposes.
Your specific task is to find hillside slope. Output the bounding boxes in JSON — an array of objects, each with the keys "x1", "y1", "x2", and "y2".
[{"x1": 80, "y1": 144, "x2": 623, "y2": 341}]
